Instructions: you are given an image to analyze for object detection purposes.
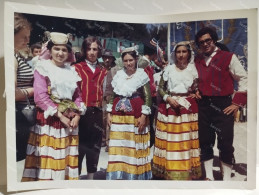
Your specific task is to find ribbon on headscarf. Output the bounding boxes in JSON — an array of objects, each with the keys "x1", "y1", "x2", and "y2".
[{"x1": 150, "y1": 38, "x2": 164, "y2": 63}]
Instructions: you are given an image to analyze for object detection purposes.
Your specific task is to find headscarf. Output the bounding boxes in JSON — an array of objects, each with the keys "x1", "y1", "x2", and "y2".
[
  {"x1": 38, "y1": 32, "x2": 76, "y2": 63},
  {"x1": 170, "y1": 41, "x2": 195, "y2": 65}
]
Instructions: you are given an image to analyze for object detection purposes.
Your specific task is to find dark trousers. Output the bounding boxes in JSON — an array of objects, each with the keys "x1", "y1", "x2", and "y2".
[
  {"x1": 149, "y1": 96, "x2": 157, "y2": 148},
  {"x1": 198, "y1": 96, "x2": 235, "y2": 165},
  {"x1": 16, "y1": 104, "x2": 34, "y2": 161},
  {"x1": 78, "y1": 107, "x2": 103, "y2": 174}
]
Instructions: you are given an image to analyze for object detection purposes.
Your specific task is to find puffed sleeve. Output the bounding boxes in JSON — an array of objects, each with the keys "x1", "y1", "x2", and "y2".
[
  {"x1": 158, "y1": 74, "x2": 169, "y2": 102},
  {"x1": 33, "y1": 70, "x2": 57, "y2": 119},
  {"x1": 141, "y1": 82, "x2": 151, "y2": 115},
  {"x1": 72, "y1": 86, "x2": 87, "y2": 115}
]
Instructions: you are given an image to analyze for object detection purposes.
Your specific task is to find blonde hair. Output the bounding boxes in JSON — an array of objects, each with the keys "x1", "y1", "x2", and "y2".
[{"x1": 14, "y1": 13, "x2": 32, "y2": 34}]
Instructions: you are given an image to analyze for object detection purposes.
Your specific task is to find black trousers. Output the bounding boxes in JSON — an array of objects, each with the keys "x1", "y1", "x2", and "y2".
[
  {"x1": 198, "y1": 96, "x2": 235, "y2": 165},
  {"x1": 78, "y1": 107, "x2": 103, "y2": 174},
  {"x1": 149, "y1": 97, "x2": 157, "y2": 148}
]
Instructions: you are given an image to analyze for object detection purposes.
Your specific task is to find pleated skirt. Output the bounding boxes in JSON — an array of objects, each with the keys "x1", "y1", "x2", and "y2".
[
  {"x1": 106, "y1": 96, "x2": 152, "y2": 180},
  {"x1": 21, "y1": 109, "x2": 79, "y2": 181},
  {"x1": 152, "y1": 97, "x2": 202, "y2": 180}
]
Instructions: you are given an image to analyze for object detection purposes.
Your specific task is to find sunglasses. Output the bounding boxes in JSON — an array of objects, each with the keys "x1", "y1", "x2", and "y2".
[{"x1": 198, "y1": 38, "x2": 213, "y2": 46}]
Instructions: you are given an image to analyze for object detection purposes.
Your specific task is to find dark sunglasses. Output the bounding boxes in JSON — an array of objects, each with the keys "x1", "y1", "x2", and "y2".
[{"x1": 198, "y1": 38, "x2": 213, "y2": 46}]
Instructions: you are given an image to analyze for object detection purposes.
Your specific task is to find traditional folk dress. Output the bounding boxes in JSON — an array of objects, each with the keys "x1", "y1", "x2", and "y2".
[
  {"x1": 106, "y1": 68, "x2": 152, "y2": 180},
  {"x1": 152, "y1": 63, "x2": 202, "y2": 180},
  {"x1": 21, "y1": 59, "x2": 86, "y2": 181}
]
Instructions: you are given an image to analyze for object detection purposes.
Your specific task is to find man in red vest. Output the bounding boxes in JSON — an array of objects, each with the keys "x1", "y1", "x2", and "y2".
[
  {"x1": 194, "y1": 27, "x2": 247, "y2": 181},
  {"x1": 73, "y1": 36, "x2": 107, "y2": 179}
]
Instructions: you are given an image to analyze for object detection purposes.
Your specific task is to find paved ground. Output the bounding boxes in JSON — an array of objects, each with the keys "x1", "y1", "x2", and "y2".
[{"x1": 17, "y1": 122, "x2": 247, "y2": 181}]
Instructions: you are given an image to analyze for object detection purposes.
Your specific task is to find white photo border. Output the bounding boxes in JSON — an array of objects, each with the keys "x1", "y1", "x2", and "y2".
[{"x1": 4, "y1": 1, "x2": 257, "y2": 192}]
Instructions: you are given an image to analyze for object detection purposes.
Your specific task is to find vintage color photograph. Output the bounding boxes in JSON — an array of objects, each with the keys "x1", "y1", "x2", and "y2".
[
  {"x1": 4, "y1": 1, "x2": 256, "y2": 192},
  {"x1": 15, "y1": 13, "x2": 248, "y2": 181}
]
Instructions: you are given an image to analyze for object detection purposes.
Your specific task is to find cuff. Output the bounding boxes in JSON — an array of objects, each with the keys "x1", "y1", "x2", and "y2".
[
  {"x1": 232, "y1": 92, "x2": 247, "y2": 107},
  {"x1": 44, "y1": 106, "x2": 57, "y2": 119},
  {"x1": 141, "y1": 105, "x2": 151, "y2": 115},
  {"x1": 79, "y1": 102, "x2": 87, "y2": 115},
  {"x1": 106, "y1": 103, "x2": 113, "y2": 112},
  {"x1": 163, "y1": 94, "x2": 169, "y2": 102}
]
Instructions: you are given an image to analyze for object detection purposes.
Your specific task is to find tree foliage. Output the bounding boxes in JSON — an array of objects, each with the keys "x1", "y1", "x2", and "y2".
[{"x1": 24, "y1": 13, "x2": 167, "y2": 50}]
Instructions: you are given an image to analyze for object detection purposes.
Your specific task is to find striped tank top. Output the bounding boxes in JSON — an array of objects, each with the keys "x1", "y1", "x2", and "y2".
[{"x1": 15, "y1": 53, "x2": 34, "y2": 104}]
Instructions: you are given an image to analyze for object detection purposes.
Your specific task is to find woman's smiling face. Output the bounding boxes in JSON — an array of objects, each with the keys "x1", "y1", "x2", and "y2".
[{"x1": 51, "y1": 45, "x2": 69, "y2": 67}]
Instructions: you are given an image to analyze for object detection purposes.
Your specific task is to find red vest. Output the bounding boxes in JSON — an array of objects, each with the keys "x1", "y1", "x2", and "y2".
[
  {"x1": 73, "y1": 61, "x2": 107, "y2": 107},
  {"x1": 144, "y1": 66, "x2": 156, "y2": 97},
  {"x1": 195, "y1": 50, "x2": 234, "y2": 96}
]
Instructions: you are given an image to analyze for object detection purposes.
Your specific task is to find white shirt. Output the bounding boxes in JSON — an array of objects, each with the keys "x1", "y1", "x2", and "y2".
[
  {"x1": 85, "y1": 59, "x2": 97, "y2": 73},
  {"x1": 163, "y1": 63, "x2": 198, "y2": 94},
  {"x1": 153, "y1": 71, "x2": 163, "y2": 91},
  {"x1": 204, "y1": 47, "x2": 247, "y2": 92}
]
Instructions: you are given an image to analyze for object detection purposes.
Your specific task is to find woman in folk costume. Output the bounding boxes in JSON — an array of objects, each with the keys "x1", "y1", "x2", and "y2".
[
  {"x1": 152, "y1": 41, "x2": 202, "y2": 180},
  {"x1": 22, "y1": 32, "x2": 86, "y2": 181},
  {"x1": 106, "y1": 46, "x2": 152, "y2": 180}
]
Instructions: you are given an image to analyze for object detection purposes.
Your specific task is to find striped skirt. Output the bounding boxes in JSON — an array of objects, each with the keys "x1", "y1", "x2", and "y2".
[
  {"x1": 21, "y1": 109, "x2": 79, "y2": 181},
  {"x1": 152, "y1": 97, "x2": 202, "y2": 180},
  {"x1": 106, "y1": 96, "x2": 152, "y2": 180}
]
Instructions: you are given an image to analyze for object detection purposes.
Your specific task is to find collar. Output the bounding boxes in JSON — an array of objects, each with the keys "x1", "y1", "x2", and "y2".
[
  {"x1": 85, "y1": 59, "x2": 98, "y2": 66},
  {"x1": 203, "y1": 47, "x2": 219, "y2": 66},
  {"x1": 204, "y1": 47, "x2": 219, "y2": 58}
]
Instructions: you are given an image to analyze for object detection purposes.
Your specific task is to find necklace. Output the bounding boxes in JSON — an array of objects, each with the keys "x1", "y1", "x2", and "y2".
[
  {"x1": 125, "y1": 69, "x2": 136, "y2": 80},
  {"x1": 126, "y1": 74, "x2": 134, "y2": 80}
]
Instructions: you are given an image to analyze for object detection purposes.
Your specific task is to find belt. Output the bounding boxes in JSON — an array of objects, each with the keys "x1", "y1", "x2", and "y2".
[
  {"x1": 170, "y1": 92, "x2": 190, "y2": 97},
  {"x1": 118, "y1": 93, "x2": 140, "y2": 99},
  {"x1": 202, "y1": 95, "x2": 232, "y2": 99}
]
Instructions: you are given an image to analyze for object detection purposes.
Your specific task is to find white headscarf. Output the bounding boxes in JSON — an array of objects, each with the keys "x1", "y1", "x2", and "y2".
[{"x1": 170, "y1": 41, "x2": 195, "y2": 65}]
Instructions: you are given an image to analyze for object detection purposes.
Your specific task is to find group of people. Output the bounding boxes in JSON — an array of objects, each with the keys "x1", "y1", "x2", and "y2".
[{"x1": 15, "y1": 13, "x2": 247, "y2": 182}]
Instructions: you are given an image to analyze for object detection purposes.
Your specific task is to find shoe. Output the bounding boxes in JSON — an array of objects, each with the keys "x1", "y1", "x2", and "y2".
[{"x1": 105, "y1": 146, "x2": 109, "y2": 152}]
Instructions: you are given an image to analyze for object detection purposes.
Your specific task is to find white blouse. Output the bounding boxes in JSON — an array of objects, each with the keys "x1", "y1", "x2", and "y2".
[
  {"x1": 107, "y1": 68, "x2": 151, "y2": 115},
  {"x1": 112, "y1": 68, "x2": 149, "y2": 97},
  {"x1": 35, "y1": 59, "x2": 81, "y2": 100},
  {"x1": 163, "y1": 63, "x2": 198, "y2": 94}
]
